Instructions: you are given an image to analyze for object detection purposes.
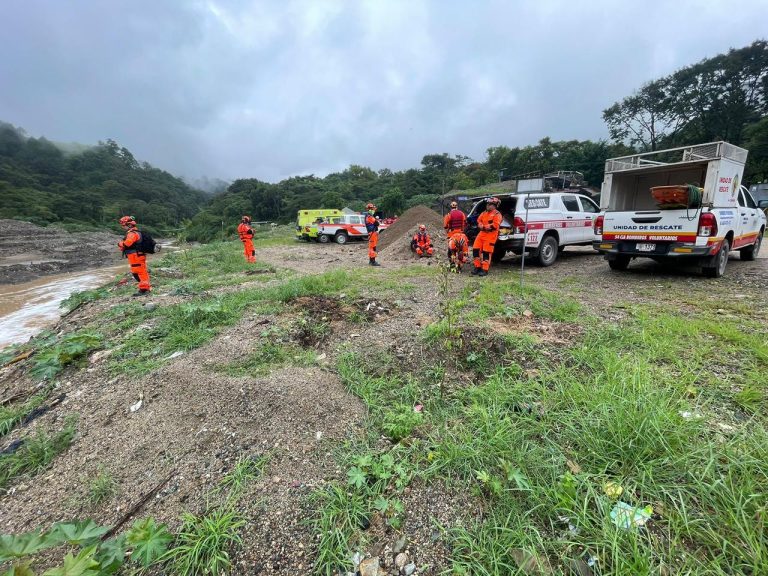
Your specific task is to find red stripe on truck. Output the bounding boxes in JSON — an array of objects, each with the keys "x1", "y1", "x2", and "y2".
[{"x1": 603, "y1": 233, "x2": 698, "y2": 242}]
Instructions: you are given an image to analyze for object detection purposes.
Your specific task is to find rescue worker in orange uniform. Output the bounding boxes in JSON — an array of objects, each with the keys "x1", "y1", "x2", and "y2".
[
  {"x1": 472, "y1": 197, "x2": 502, "y2": 276},
  {"x1": 118, "y1": 216, "x2": 151, "y2": 296},
  {"x1": 448, "y1": 231, "x2": 470, "y2": 272},
  {"x1": 443, "y1": 201, "x2": 467, "y2": 238},
  {"x1": 237, "y1": 215, "x2": 256, "y2": 263},
  {"x1": 410, "y1": 224, "x2": 434, "y2": 257},
  {"x1": 365, "y1": 203, "x2": 381, "y2": 266}
]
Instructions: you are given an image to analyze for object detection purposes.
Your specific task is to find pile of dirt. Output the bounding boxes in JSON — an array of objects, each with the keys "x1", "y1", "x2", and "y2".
[
  {"x1": 377, "y1": 205, "x2": 448, "y2": 262},
  {"x1": 0, "y1": 219, "x2": 122, "y2": 284}
]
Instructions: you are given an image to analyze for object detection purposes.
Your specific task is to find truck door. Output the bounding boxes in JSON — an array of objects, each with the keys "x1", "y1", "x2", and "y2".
[
  {"x1": 561, "y1": 194, "x2": 586, "y2": 243},
  {"x1": 736, "y1": 188, "x2": 759, "y2": 248},
  {"x1": 577, "y1": 195, "x2": 600, "y2": 242}
]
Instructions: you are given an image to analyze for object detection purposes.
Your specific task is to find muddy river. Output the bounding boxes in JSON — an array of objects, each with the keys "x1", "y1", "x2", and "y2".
[{"x1": 0, "y1": 265, "x2": 124, "y2": 350}]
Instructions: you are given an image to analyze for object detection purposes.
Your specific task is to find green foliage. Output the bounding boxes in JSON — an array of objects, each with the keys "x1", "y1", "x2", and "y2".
[
  {"x1": 0, "y1": 125, "x2": 206, "y2": 232},
  {"x1": 215, "y1": 454, "x2": 269, "y2": 501},
  {"x1": 47, "y1": 521, "x2": 108, "y2": 546},
  {"x1": 0, "y1": 531, "x2": 49, "y2": 563},
  {"x1": 42, "y1": 545, "x2": 100, "y2": 576},
  {"x1": 0, "y1": 389, "x2": 51, "y2": 438},
  {"x1": 0, "y1": 416, "x2": 77, "y2": 492},
  {"x1": 164, "y1": 508, "x2": 245, "y2": 576},
  {"x1": 60, "y1": 289, "x2": 109, "y2": 314},
  {"x1": 125, "y1": 517, "x2": 173, "y2": 568},
  {"x1": 86, "y1": 470, "x2": 117, "y2": 506},
  {"x1": 29, "y1": 331, "x2": 102, "y2": 381},
  {"x1": 382, "y1": 404, "x2": 423, "y2": 442}
]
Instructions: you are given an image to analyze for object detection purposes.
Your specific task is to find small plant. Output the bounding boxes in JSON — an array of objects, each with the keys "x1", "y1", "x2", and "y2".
[
  {"x1": 0, "y1": 416, "x2": 77, "y2": 493},
  {"x1": 164, "y1": 507, "x2": 245, "y2": 576},
  {"x1": 60, "y1": 288, "x2": 110, "y2": 314},
  {"x1": 30, "y1": 332, "x2": 102, "y2": 381},
  {"x1": 126, "y1": 517, "x2": 173, "y2": 568},
  {"x1": 87, "y1": 469, "x2": 117, "y2": 506},
  {"x1": 382, "y1": 404, "x2": 423, "y2": 442},
  {"x1": 0, "y1": 388, "x2": 51, "y2": 438},
  {"x1": 214, "y1": 453, "x2": 269, "y2": 501}
]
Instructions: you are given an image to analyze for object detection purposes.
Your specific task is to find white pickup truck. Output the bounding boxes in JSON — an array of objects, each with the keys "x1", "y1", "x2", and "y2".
[
  {"x1": 466, "y1": 191, "x2": 601, "y2": 266},
  {"x1": 594, "y1": 142, "x2": 765, "y2": 277}
]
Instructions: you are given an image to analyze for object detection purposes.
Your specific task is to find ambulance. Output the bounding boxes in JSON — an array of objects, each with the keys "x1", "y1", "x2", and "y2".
[
  {"x1": 594, "y1": 142, "x2": 765, "y2": 278},
  {"x1": 295, "y1": 209, "x2": 343, "y2": 241}
]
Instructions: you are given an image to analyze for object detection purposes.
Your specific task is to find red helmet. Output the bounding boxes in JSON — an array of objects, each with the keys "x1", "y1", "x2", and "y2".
[
  {"x1": 486, "y1": 197, "x2": 500, "y2": 207},
  {"x1": 119, "y1": 215, "x2": 136, "y2": 227},
  {"x1": 242, "y1": 215, "x2": 251, "y2": 223},
  {"x1": 366, "y1": 203, "x2": 376, "y2": 210},
  {"x1": 419, "y1": 224, "x2": 426, "y2": 232}
]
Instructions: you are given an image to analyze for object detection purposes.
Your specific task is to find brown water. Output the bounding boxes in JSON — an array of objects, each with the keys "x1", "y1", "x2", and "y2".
[{"x1": 0, "y1": 265, "x2": 124, "y2": 350}]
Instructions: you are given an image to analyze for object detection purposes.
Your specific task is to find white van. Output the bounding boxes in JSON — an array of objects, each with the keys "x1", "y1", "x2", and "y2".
[
  {"x1": 593, "y1": 142, "x2": 765, "y2": 277},
  {"x1": 466, "y1": 192, "x2": 600, "y2": 266}
]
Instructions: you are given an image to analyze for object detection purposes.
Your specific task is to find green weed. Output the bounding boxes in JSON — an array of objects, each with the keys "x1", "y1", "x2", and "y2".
[
  {"x1": 86, "y1": 469, "x2": 118, "y2": 506},
  {"x1": 29, "y1": 331, "x2": 102, "y2": 381},
  {"x1": 60, "y1": 287, "x2": 110, "y2": 314}
]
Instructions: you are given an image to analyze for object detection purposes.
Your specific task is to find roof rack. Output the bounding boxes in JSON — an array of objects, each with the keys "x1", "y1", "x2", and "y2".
[{"x1": 605, "y1": 142, "x2": 748, "y2": 173}]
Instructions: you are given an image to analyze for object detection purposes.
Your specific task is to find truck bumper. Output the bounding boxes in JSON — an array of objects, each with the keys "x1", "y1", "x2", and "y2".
[{"x1": 593, "y1": 240, "x2": 718, "y2": 260}]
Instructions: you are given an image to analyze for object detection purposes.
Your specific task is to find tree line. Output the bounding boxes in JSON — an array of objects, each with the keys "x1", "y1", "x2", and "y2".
[{"x1": 0, "y1": 125, "x2": 207, "y2": 234}]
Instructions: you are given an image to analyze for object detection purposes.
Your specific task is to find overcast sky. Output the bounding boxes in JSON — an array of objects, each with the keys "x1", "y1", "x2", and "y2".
[{"x1": 1, "y1": 0, "x2": 766, "y2": 183}]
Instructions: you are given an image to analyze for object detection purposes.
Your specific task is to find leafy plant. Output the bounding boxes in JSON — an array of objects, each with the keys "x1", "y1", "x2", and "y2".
[
  {"x1": 60, "y1": 288, "x2": 109, "y2": 314},
  {"x1": 29, "y1": 332, "x2": 102, "y2": 381},
  {"x1": 86, "y1": 470, "x2": 117, "y2": 506},
  {"x1": 47, "y1": 521, "x2": 108, "y2": 546},
  {"x1": 382, "y1": 404, "x2": 422, "y2": 442},
  {"x1": 125, "y1": 517, "x2": 173, "y2": 568},
  {"x1": 42, "y1": 545, "x2": 100, "y2": 576}
]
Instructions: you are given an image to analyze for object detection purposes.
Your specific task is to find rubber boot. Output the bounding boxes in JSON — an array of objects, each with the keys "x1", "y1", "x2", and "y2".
[
  {"x1": 369, "y1": 258, "x2": 381, "y2": 267},
  {"x1": 471, "y1": 266, "x2": 481, "y2": 275},
  {"x1": 478, "y1": 270, "x2": 488, "y2": 277}
]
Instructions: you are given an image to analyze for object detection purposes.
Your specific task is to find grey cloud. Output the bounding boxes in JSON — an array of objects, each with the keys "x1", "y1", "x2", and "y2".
[{"x1": 1, "y1": 0, "x2": 766, "y2": 182}]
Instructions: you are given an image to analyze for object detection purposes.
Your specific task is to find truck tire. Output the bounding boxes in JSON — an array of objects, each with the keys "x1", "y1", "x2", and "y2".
[
  {"x1": 740, "y1": 230, "x2": 762, "y2": 261},
  {"x1": 335, "y1": 232, "x2": 348, "y2": 245},
  {"x1": 492, "y1": 246, "x2": 507, "y2": 263},
  {"x1": 318, "y1": 234, "x2": 330, "y2": 244},
  {"x1": 536, "y1": 235, "x2": 559, "y2": 267},
  {"x1": 703, "y1": 239, "x2": 730, "y2": 278},
  {"x1": 608, "y1": 255, "x2": 631, "y2": 271}
]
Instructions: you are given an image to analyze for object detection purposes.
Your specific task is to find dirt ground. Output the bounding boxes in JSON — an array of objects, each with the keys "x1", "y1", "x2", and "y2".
[
  {"x1": 0, "y1": 219, "x2": 122, "y2": 285},
  {"x1": 1, "y1": 235, "x2": 766, "y2": 574}
]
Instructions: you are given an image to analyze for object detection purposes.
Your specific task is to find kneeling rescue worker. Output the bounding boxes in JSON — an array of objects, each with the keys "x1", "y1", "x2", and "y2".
[
  {"x1": 411, "y1": 224, "x2": 434, "y2": 257},
  {"x1": 365, "y1": 203, "x2": 381, "y2": 266},
  {"x1": 118, "y1": 215, "x2": 151, "y2": 296},
  {"x1": 472, "y1": 197, "x2": 502, "y2": 276},
  {"x1": 448, "y1": 231, "x2": 469, "y2": 272},
  {"x1": 237, "y1": 215, "x2": 256, "y2": 263}
]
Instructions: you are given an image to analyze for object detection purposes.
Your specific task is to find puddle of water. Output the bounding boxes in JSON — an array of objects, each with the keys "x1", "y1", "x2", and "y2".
[{"x1": 0, "y1": 265, "x2": 124, "y2": 350}]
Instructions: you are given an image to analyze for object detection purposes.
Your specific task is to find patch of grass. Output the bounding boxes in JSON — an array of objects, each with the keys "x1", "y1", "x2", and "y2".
[
  {"x1": 215, "y1": 454, "x2": 269, "y2": 501},
  {"x1": 217, "y1": 342, "x2": 317, "y2": 376},
  {"x1": 164, "y1": 507, "x2": 245, "y2": 576},
  {"x1": 29, "y1": 331, "x2": 103, "y2": 381},
  {"x1": 60, "y1": 287, "x2": 110, "y2": 314},
  {"x1": 0, "y1": 387, "x2": 51, "y2": 438},
  {"x1": 0, "y1": 416, "x2": 78, "y2": 493},
  {"x1": 87, "y1": 469, "x2": 118, "y2": 506},
  {"x1": 309, "y1": 483, "x2": 369, "y2": 575}
]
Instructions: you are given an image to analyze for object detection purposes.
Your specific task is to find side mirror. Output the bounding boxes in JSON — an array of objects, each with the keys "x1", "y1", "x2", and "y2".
[{"x1": 758, "y1": 200, "x2": 768, "y2": 208}]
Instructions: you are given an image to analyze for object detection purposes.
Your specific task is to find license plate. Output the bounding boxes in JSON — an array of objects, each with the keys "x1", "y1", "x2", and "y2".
[{"x1": 636, "y1": 243, "x2": 656, "y2": 252}]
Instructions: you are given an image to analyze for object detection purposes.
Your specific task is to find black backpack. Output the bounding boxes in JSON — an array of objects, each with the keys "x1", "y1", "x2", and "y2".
[{"x1": 135, "y1": 230, "x2": 157, "y2": 254}]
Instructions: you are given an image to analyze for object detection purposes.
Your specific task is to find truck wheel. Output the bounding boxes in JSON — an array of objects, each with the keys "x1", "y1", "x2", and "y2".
[
  {"x1": 608, "y1": 255, "x2": 631, "y2": 271},
  {"x1": 492, "y1": 246, "x2": 506, "y2": 263},
  {"x1": 335, "y1": 232, "x2": 348, "y2": 245},
  {"x1": 703, "y1": 239, "x2": 730, "y2": 278},
  {"x1": 318, "y1": 234, "x2": 330, "y2": 244},
  {"x1": 740, "y1": 231, "x2": 762, "y2": 261},
  {"x1": 536, "y1": 235, "x2": 559, "y2": 267}
]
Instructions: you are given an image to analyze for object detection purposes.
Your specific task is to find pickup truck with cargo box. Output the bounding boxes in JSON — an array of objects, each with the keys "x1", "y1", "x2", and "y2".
[{"x1": 593, "y1": 142, "x2": 765, "y2": 277}]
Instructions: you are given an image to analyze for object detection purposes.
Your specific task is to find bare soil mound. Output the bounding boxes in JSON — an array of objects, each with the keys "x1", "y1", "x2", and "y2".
[
  {"x1": 0, "y1": 219, "x2": 121, "y2": 284},
  {"x1": 377, "y1": 206, "x2": 448, "y2": 263}
]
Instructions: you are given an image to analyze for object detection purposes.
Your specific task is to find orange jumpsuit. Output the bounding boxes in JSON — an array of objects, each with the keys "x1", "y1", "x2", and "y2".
[
  {"x1": 443, "y1": 209, "x2": 467, "y2": 238},
  {"x1": 448, "y1": 231, "x2": 470, "y2": 269},
  {"x1": 119, "y1": 227, "x2": 151, "y2": 292},
  {"x1": 365, "y1": 214, "x2": 379, "y2": 261},
  {"x1": 473, "y1": 208, "x2": 502, "y2": 272},
  {"x1": 237, "y1": 222, "x2": 256, "y2": 263},
  {"x1": 411, "y1": 232, "x2": 434, "y2": 257}
]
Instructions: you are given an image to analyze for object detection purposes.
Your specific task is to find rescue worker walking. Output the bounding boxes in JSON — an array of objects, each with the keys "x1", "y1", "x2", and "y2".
[
  {"x1": 443, "y1": 201, "x2": 467, "y2": 237},
  {"x1": 118, "y1": 215, "x2": 151, "y2": 296},
  {"x1": 365, "y1": 203, "x2": 381, "y2": 266},
  {"x1": 472, "y1": 197, "x2": 502, "y2": 276},
  {"x1": 410, "y1": 224, "x2": 434, "y2": 257},
  {"x1": 448, "y1": 230, "x2": 470, "y2": 272},
  {"x1": 237, "y1": 216, "x2": 256, "y2": 263}
]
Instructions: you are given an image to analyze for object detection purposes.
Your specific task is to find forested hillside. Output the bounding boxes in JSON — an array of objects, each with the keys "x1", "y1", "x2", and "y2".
[{"x1": 0, "y1": 124, "x2": 207, "y2": 233}]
